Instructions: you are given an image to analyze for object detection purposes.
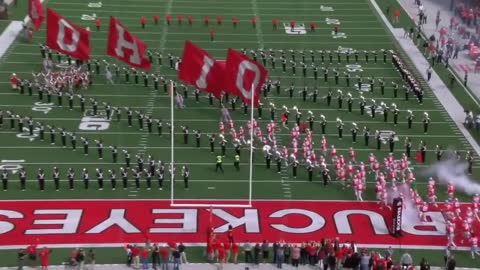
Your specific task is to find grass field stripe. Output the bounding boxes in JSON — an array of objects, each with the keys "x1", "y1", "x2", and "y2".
[
  {"x1": 49, "y1": 2, "x2": 372, "y2": 10},
  {"x1": 0, "y1": 145, "x2": 466, "y2": 153},
  {"x1": 10, "y1": 162, "x2": 479, "y2": 168},
  {"x1": 0, "y1": 131, "x2": 463, "y2": 138},
  {"x1": 0, "y1": 94, "x2": 438, "y2": 100},
  {"x1": 0, "y1": 179, "x2": 439, "y2": 185},
  {"x1": 31, "y1": 26, "x2": 386, "y2": 33},
  {"x1": 40, "y1": 7, "x2": 380, "y2": 17},
  {"x1": 0, "y1": 119, "x2": 453, "y2": 124}
]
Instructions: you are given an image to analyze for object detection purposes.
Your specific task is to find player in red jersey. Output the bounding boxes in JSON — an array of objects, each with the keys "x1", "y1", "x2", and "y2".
[
  {"x1": 217, "y1": 15, "x2": 223, "y2": 25},
  {"x1": 39, "y1": 247, "x2": 51, "y2": 270},
  {"x1": 290, "y1": 20, "x2": 295, "y2": 31},
  {"x1": 153, "y1": 15, "x2": 159, "y2": 25},
  {"x1": 310, "y1": 21, "x2": 316, "y2": 32},
  {"x1": 165, "y1": 14, "x2": 172, "y2": 25},
  {"x1": 334, "y1": 25, "x2": 340, "y2": 35},
  {"x1": 10, "y1": 73, "x2": 18, "y2": 90},
  {"x1": 95, "y1": 18, "x2": 101, "y2": 31},
  {"x1": 140, "y1": 16, "x2": 146, "y2": 29},
  {"x1": 251, "y1": 16, "x2": 257, "y2": 28},
  {"x1": 27, "y1": 242, "x2": 38, "y2": 268},
  {"x1": 232, "y1": 16, "x2": 238, "y2": 28},
  {"x1": 178, "y1": 15, "x2": 184, "y2": 25},
  {"x1": 232, "y1": 242, "x2": 240, "y2": 263},
  {"x1": 204, "y1": 16, "x2": 210, "y2": 26},
  {"x1": 210, "y1": 28, "x2": 215, "y2": 42},
  {"x1": 188, "y1": 16, "x2": 193, "y2": 25},
  {"x1": 272, "y1": 19, "x2": 278, "y2": 29}
]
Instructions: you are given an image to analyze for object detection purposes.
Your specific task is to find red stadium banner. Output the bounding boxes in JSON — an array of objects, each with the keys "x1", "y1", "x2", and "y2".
[
  {"x1": 178, "y1": 41, "x2": 225, "y2": 98},
  {"x1": 107, "y1": 16, "x2": 151, "y2": 69},
  {"x1": 46, "y1": 9, "x2": 91, "y2": 61},
  {"x1": 224, "y1": 48, "x2": 268, "y2": 107},
  {"x1": 28, "y1": 0, "x2": 44, "y2": 30}
]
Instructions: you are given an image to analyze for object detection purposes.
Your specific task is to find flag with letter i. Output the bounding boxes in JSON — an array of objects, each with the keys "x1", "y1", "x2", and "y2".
[{"x1": 178, "y1": 41, "x2": 225, "y2": 99}]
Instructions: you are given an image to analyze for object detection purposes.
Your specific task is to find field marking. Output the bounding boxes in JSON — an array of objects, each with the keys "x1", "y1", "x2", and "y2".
[
  {"x1": 0, "y1": 145, "x2": 468, "y2": 153},
  {"x1": 0, "y1": 119, "x2": 455, "y2": 126},
  {"x1": 40, "y1": 7, "x2": 378, "y2": 17},
  {"x1": 0, "y1": 93, "x2": 437, "y2": 100},
  {"x1": 0, "y1": 179, "x2": 450, "y2": 185},
  {"x1": 0, "y1": 131, "x2": 463, "y2": 138},
  {"x1": 37, "y1": 27, "x2": 386, "y2": 33},
  {"x1": 5, "y1": 162, "x2": 475, "y2": 168},
  {"x1": 11, "y1": 40, "x2": 393, "y2": 45},
  {"x1": 49, "y1": 2, "x2": 372, "y2": 10}
]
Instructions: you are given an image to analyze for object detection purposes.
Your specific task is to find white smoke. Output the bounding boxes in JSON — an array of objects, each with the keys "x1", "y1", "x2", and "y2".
[
  {"x1": 424, "y1": 154, "x2": 480, "y2": 196},
  {"x1": 388, "y1": 183, "x2": 421, "y2": 225}
]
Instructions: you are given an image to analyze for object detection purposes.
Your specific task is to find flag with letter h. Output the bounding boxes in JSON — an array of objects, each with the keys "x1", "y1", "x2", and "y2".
[{"x1": 107, "y1": 16, "x2": 151, "y2": 69}]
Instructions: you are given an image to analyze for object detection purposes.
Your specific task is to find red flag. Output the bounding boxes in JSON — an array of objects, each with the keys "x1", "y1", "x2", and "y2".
[
  {"x1": 224, "y1": 48, "x2": 268, "y2": 107},
  {"x1": 178, "y1": 41, "x2": 225, "y2": 98},
  {"x1": 28, "y1": 0, "x2": 44, "y2": 30},
  {"x1": 107, "y1": 16, "x2": 151, "y2": 69},
  {"x1": 415, "y1": 150, "x2": 422, "y2": 162},
  {"x1": 46, "y1": 9, "x2": 91, "y2": 61}
]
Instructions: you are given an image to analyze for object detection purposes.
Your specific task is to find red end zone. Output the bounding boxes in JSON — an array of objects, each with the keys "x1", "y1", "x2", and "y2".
[{"x1": 0, "y1": 200, "x2": 461, "y2": 249}]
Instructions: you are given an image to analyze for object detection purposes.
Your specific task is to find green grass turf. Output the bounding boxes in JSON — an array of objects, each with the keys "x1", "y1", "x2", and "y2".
[{"x1": 0, "y1": 0, "x2": 478, "y2": 266}]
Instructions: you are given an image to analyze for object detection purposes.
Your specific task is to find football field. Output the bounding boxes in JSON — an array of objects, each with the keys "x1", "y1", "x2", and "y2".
[{"x1": 0, "y1": 0, "x2": 479, "y2": 266}]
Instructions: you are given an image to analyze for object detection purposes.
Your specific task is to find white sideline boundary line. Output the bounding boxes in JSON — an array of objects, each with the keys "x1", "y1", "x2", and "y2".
[{"x1": 0, "y1": 21, "x2": 24, "y2": 59}]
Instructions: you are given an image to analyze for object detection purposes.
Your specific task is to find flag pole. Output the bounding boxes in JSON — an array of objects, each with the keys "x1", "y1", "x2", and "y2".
[
  {"x1": 170, "y1": 80, "x2": 175, "y2": 205},
  {"x1": 248, "y1": 83, "x2": 254, "y2": 206}
]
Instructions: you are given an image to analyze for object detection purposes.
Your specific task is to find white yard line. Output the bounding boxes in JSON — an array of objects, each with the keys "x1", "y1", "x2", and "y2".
[{"x1": 0, "y1": 131, "x2": 464, "y2": 137}]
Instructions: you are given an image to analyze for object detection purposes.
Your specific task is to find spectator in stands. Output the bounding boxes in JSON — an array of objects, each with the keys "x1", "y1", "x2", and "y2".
[
  {"x1": 125, "y1": 245, "x2": 132, "y2": 267},
  {"x1": 400, "y1": 251, "x2": 413, "y2": 268},
  {"x1": 360, "y1": 249, "x2": 371, "y2": 270},
  {"x1": 261, "y1": 240, "x2": 269, "y2": 263},
  {"x1": 151, "y1": 244, "x2": 159, "y2": 270},
  {"x1": 446, "y1": 255, "x2": 456, "y2": 270},
  {"x1": 132, "y1": 244, "x2": 140, "y2": 269},
  {"x1": 172, "y1": 248, "x2": 181, "y2": 270},
  {"x1": 327, "y1": 251, "x2": 336, "y2": 270},
  {"x1": 291, "y1": 244, "x2": 300, "y2": 268},
  {"x1": 275, "y1": 243, "x2": 285, "y2": 269},
  {"x1": 178, "y1": 242, "x2": 188, "y2": 264},
  {"x1": 87, "y1": 249, "x2": 95, "y2": 270},
  {"x1": 254, "y1": 243, "x2": 261, "y2": 265},
  {"x1": 141, "y1": 246, "x2": 150, "y2": 270},
  {"x1": 17, "y1": 249, "x2": 26, "y2": 270},
  {"x1": 284, "y1": 242, "x2": 291, "y2": 264},
  {"x1": 243, "y1": 240, "x2": 253, "y2": 263},
  {"x1": 77, "y1": 248, "x2": 85, "y2": 270},
  {"x1": 159, "y1": 244, "x2": 169, "y2": 270},
  {"x1": 420, "y1": 257, "x2": 431, "y2": 270},
  {"x1": 70, "y1": 248, "x2": 80, "y2": 266}
]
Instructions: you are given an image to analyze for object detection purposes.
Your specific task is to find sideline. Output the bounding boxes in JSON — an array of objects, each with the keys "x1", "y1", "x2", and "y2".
[
  {"x1": 0, "y1": 21, "x2": 23, "y2": 59},
  {"x1": 369, "y1": 0, "x2": 480, "y2": 158}
]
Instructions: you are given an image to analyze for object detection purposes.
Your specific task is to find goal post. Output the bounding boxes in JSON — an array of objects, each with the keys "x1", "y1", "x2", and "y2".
[{"x1": 169, "y1": 82, "x2": 254, "y2": 208}]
